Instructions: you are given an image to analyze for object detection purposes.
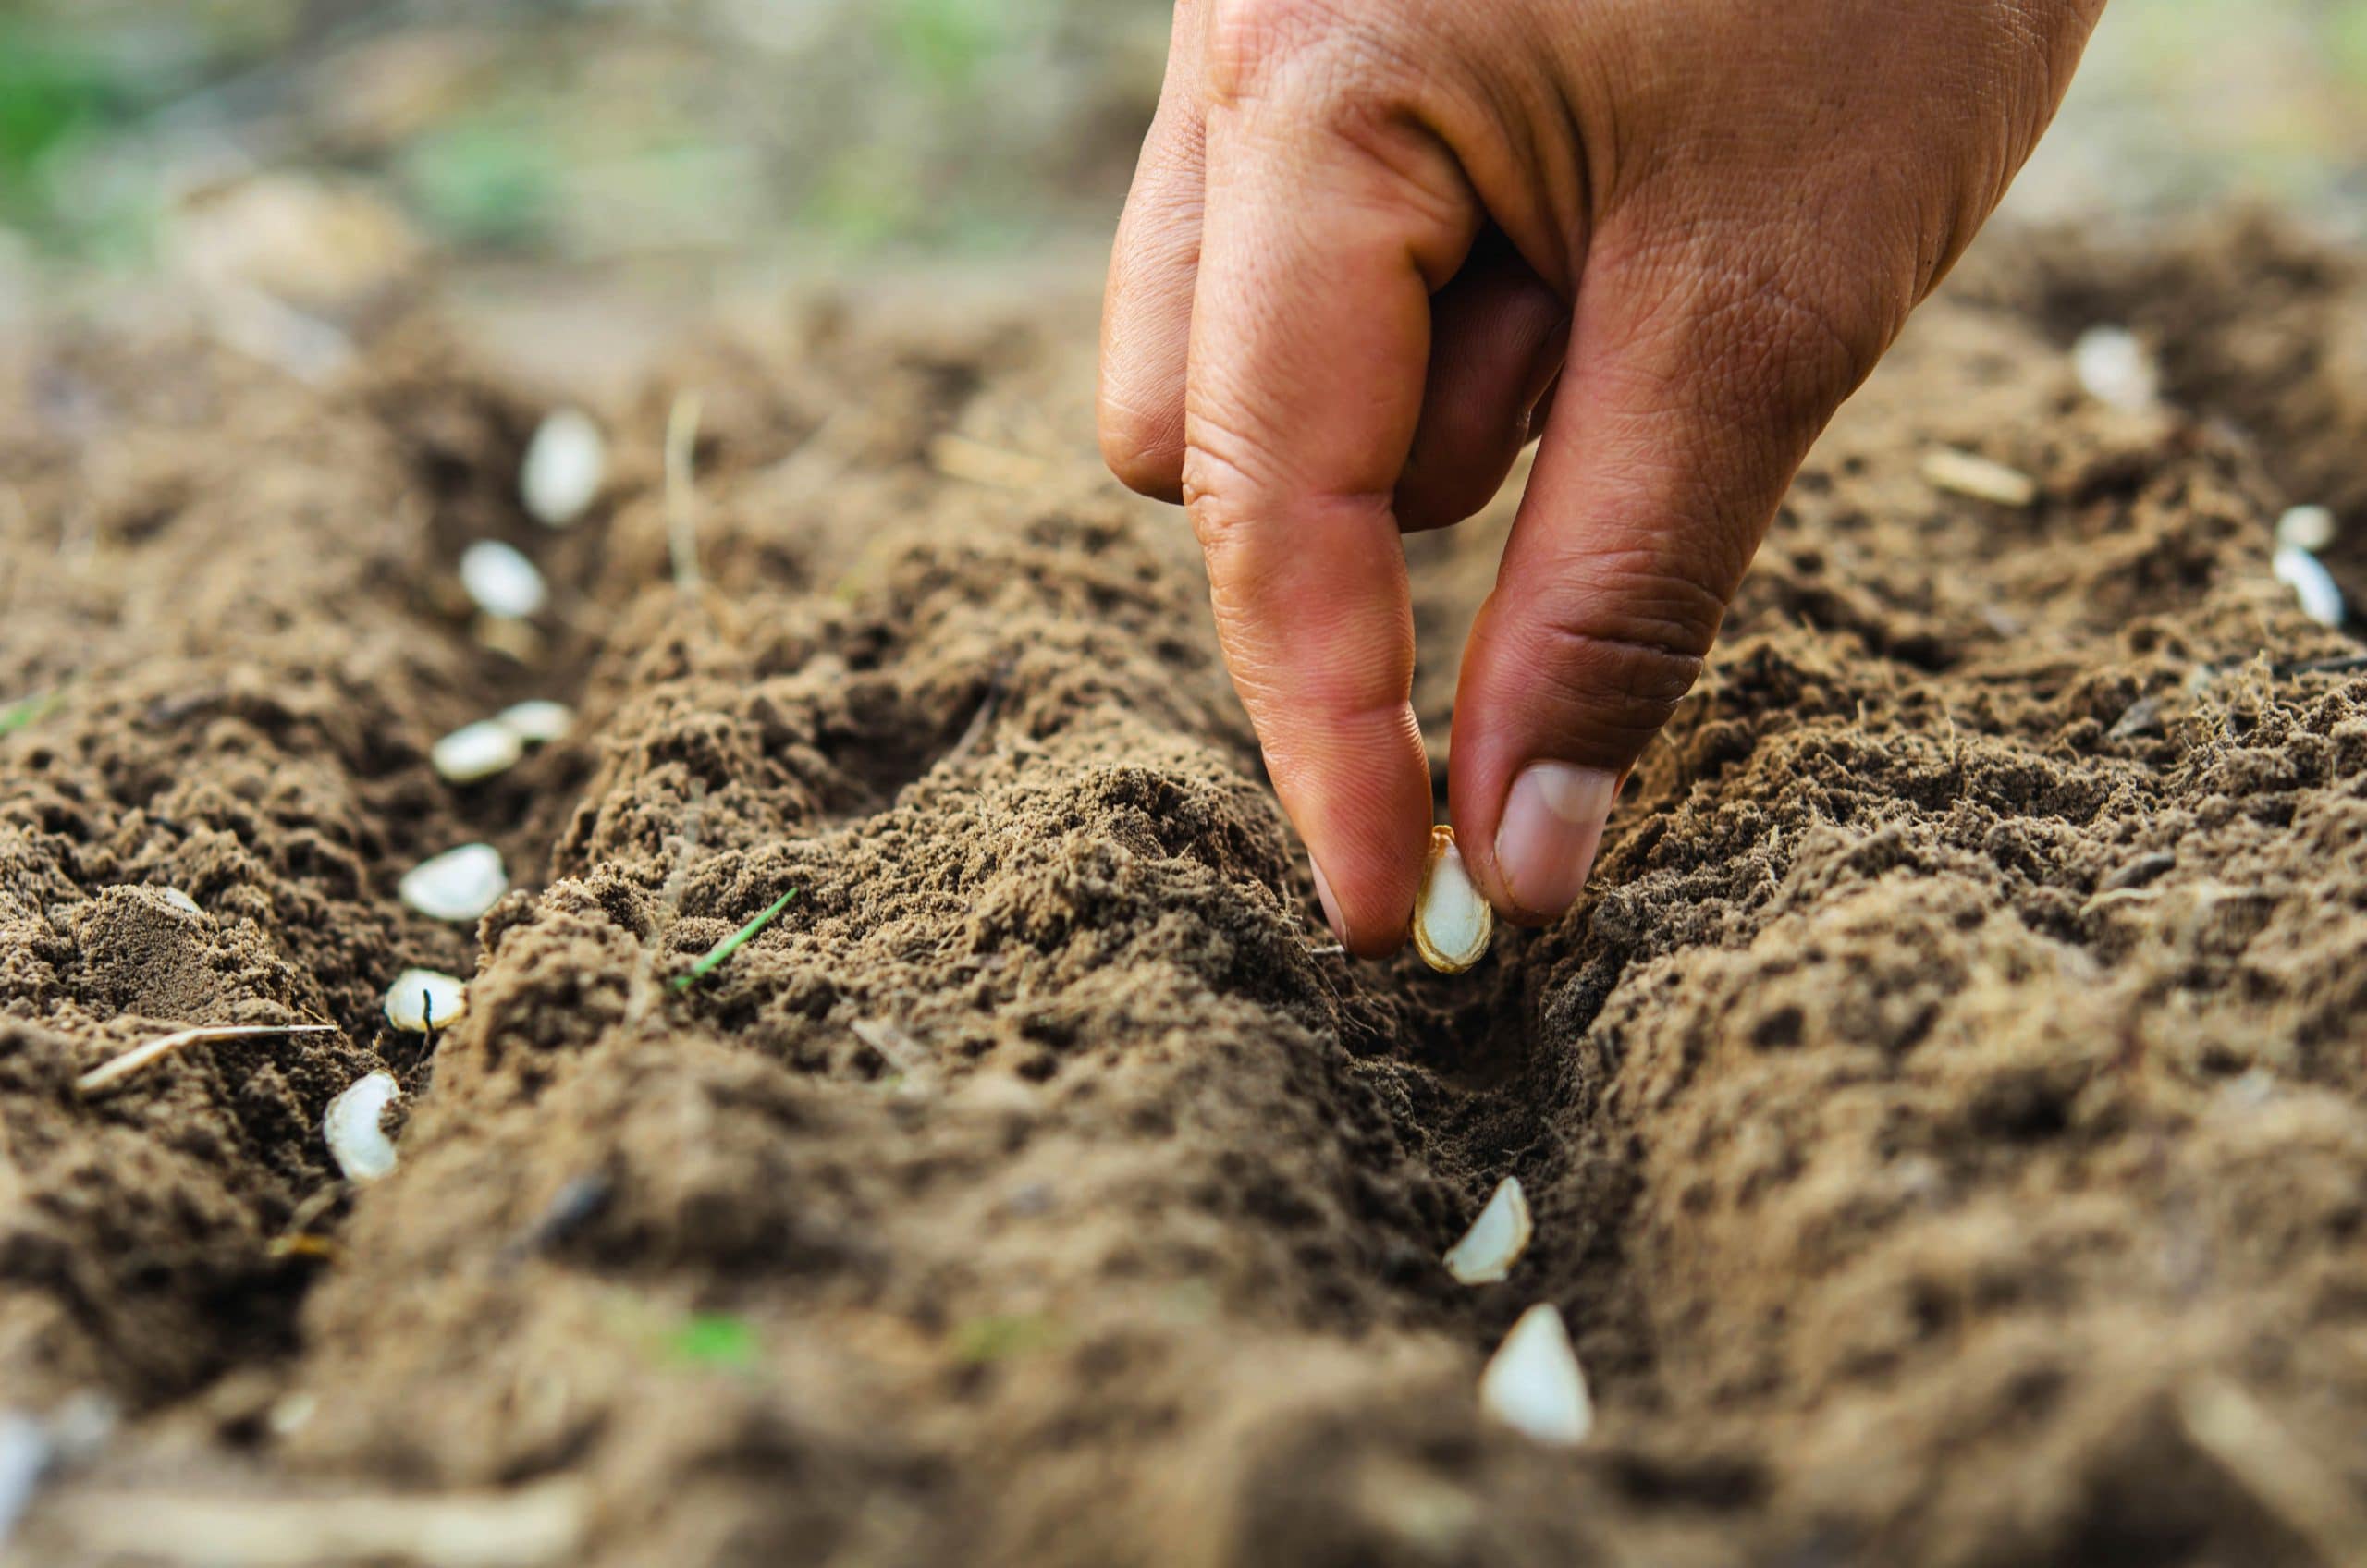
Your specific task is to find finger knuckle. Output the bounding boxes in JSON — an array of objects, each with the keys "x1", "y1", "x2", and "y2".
[
  {"x1": 1523, "y1": 567, "x2": 1723, "y2": 746},
  {"x1": 1098, "y1": 395, "x2": 1185, "y2": 499},
  {"x1": 1697, "y1": 260, "x2": 1889, "y2": 423}
]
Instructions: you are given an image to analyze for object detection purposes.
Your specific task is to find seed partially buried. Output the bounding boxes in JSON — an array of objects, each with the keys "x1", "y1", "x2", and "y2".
[
  {"x1": 1411, "y1": 825, "x2": 1493, "y2": 974},
  {"x1": 1444, "y1": 1176, "x2": 1533, "y2": 1285},
  {"x1": 459, "y1": 540, "x2": 548, "y2": 619},
  {"x1": 1479, "y1": 1303, "x2": 1593, "y2": 1446},
  {"x1": 383, "y1": 968, "x2": 468, "y2": 1033},
  {"x1": 325, "y1": 1071, "x2": 401, "y2": 1183},
  {"x1": 399, "y1": 842, "x2": 508, "y2": 924}
]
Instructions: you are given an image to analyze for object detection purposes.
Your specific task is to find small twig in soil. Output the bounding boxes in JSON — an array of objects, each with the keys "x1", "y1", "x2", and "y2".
[
  {"x1": 2178, "y1": 1377, "x2": 2367, "y2": 1566},
  {"x1": 671, "y1": 888, "x2": 800, "y2": 992},
  {"x1": 665, "y1": 390, "x2": 705, "y2": 594},
  {"x1": 77, "y1": 1025, "x2": 339, "y2": 1096}
]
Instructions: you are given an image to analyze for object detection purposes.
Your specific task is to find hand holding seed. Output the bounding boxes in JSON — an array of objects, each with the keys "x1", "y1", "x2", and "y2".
[{"x1": 1101, "y1": 0, "x2": 2106, "y2": 955}]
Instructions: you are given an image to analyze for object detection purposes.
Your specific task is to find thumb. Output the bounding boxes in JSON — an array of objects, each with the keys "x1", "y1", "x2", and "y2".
[{"x1": 1449, "y1": 239, "x2": 1893, "y2": 923}]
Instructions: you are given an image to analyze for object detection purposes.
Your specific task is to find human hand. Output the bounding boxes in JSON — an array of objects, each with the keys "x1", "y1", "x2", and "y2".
[{"x1": 1098, "y1": 0, "x2": 2104, "y2": 955}]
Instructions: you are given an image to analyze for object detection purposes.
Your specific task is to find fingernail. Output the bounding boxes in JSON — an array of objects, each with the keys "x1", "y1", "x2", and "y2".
[
  {"x1": 1308, "y1": 855, "x2": 1346, "y2": 943},
  {"x1": 1494, "y1": 763, "x2": 1617, "y2": 919}
]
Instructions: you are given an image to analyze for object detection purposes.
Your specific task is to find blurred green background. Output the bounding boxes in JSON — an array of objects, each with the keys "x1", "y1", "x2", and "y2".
[{"x1": 0, "y1": 0, "x2": 2360, "y2": 296}]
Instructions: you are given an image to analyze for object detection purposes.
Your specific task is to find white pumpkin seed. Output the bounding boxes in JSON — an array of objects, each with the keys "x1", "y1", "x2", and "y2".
[
  {"x1": 2274, "y1": 545, "x2": 2345, "y2": 628},
  {"x1": 2276, "y1": 505, "x2": 2337, "y2": 554},
  {"x1": 325, "y1": 1071, "x2": 400, "y2": 1182},
  {"x1": 430, "y1": 719, "x2": 524, "y2": 784},
  {"x1": 383, "y1": 968, "x2": 469, "y2": 1033},
  {"x1": 1411, "y1": 825, "x2": 1493, "y2": 974},
  {"x1": 496, "y1": 699, "x2": 573, "y2": 745},
  {"x1": 1479, "y1": 1303, "x2": 1593, "y2": 1446},
  {"x1": 398, "y1": 842, "x2": 508, "y2": 924},
  {"x1": 2071, "y1": 325, "x2": 2158, "y2": 412},
  {"x1": 459, "y1": 541, "x2": 548, "y2": 619},
  {"x1": 520, "y1": 408, "x2": 607, "y2": 529},
  {"x1": 1444, "y1": 1176, "x2": 1533, "y2": 1285}
]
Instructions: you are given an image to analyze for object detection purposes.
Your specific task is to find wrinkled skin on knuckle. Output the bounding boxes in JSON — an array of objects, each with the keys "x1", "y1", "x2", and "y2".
[
  {"x1": 1525, "y1": 617, "x2": 1708, "y2": 753},
  {"x1": 1098, "y1": 394, "x2": 1186, "y2": 500}
]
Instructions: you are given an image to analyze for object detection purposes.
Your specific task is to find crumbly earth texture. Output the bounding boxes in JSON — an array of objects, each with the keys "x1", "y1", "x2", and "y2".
[{"x1": 3, "y1": 218, "x2": 2366, "y2": 1568}]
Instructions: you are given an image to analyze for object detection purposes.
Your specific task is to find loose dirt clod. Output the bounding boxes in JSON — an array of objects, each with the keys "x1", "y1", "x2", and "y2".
[
  {"x1": 398, "y1": 843, "x2": 509, "y2": 924},
  {"x1": 1411, "y1": 826, "x2": 1492, "y2": 974},
  {"x1": 1478, "y1": 1304, "x2": 1592, "y2": 1447},
  {"x1": 384, "y1": 969, "x2": 469, "y2": 1033},
  {"x1": 1443, "y1": 1176, "x2": 1533, "y2": 1285},
  {"x1": 520, "y1": 408, "x2": 607, "y2": 529},
  {"x1": 325, "y1": 1072, "x2": 401, "y2": 1182}
]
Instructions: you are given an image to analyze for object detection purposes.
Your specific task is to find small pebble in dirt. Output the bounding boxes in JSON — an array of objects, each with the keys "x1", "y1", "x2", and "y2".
[
  {"x1": 383, "y1": 968, "x2": 469, "y2": 1033},
  {"x1": 1921, "y1": 448, "x2": 2038, "y2": 508},
  {"x1": 496, "y1": 699, "x2": 573, "y2": 745},
  {"x1": 2275, "y1": 504, "x2": 2338, "y2": 554},
  {"x1": 325, "y1": 1071, "x2": 401, "y2": 1183},
  {"x1": 2273, "y1": 545, "x2": 2346, "y2": 628},
  {"x1": 1411, "y1": 825, "x2": 1493, "y2": 974},
  {"x1": 1479, "y1": 1303, "x2": 1593, "y2": 1447},
  {"x1": 399, "y1": 842, "x2": 508, "y2": 924},
  {"x1": 1444, "y1": 1176, "x2": 1534, "y2": 1285},
  {"x1": 459, "y1": 540, "x2": 548, "y2": 619},
  {"x1": 431, "y1": 719, "x2": 524, "y2": 784},
  {"x1": 2070, "y1": 325, "x2": 2159, "y2": 412},
  {"x1": 520, "y1": 408, "x2": 607, "y2": 529}
]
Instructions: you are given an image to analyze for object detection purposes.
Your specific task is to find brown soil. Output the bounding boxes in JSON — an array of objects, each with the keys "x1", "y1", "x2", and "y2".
[{"x1": 4, "y1": 218, "x2": 2366, "y2": 1568}]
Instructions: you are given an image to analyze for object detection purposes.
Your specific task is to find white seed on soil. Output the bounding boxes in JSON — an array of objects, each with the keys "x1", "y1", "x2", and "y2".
[
  {"x1": 325, "y1": 1071, "x2": 401, "y2": 1183},
  {"x1": 398, "y1": 842, "x2": 508, "y2": 924},
  {"x1": 2071, "y1": 325, "x2": 2158, "y2": 412},
  {"x1": 496, "y1": 699, "x2": 573, "y2": 745},
  {"x1": 1921, "y1": 448, "x2": 2038, "y2": 508},
  {"x1": 1444, "y1": 1176, "x2": 1533, "y2": 1285},
  {"x1": 2276, "y1": 505, "x2": 2337, "y2": 554},
  {"x1": 383, "y1": 968, "x2": 469, "y2": 1033},
  {"x1": 1479, "y1": 1303, "x2": 1593, "y2": 1447},
  {"x1": 2274, "y1": 545, "x2": 2346, "y2": 628},
  {"x1": 1411, "y1": 825, "x2": 1493, "y2": 974},
  {"x1": 519, "y1": 408, "x2": 607, "y2": 529},
  {"x1": 459, "y1": 540, "x2": 548, "y2": 619},
  {"x1": 160, "y1": 888, "x2": 202, "y2": 916},
  {"x1": 430, "y1": 719, "x2": 524, "y2": 784}
]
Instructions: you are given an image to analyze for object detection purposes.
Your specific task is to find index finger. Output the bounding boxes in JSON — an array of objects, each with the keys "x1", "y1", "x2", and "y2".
[{"x1": 1183, "y1": 59, "x2": 1478, "y2": 954}]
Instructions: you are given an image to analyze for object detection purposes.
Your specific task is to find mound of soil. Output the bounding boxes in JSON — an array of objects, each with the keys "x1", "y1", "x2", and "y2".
[{"x1": 4, "y1": 219, "x2": 2366, "y2": 1567}]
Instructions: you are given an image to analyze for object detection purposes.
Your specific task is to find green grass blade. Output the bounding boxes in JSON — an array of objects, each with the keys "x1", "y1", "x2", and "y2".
[
  {"x1": 0, "y1": 689, "x2": 60, "y2": 736},
  {"x1": 671, "y1": 888, "x2": 799, "y2": 991}
]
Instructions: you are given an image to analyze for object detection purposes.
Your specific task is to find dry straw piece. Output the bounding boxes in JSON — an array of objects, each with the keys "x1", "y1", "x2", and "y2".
[
  {"x1": 77, "y1": 1024, "x2": 340, "y2": 1096},
  {"x1": 1411, "y1": 825, "x2": 1493, "y2": 974},
  {"x1": 1921, "y1": 448, "x2": 2038, "y2": 508}
]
